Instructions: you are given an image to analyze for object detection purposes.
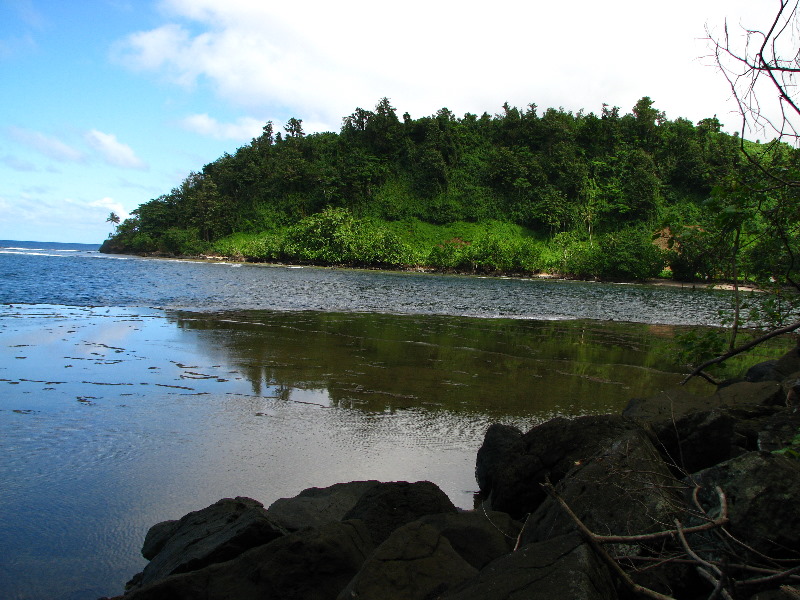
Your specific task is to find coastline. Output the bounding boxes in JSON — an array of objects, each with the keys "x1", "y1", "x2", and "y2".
[{"x1": 100, "y1": 246, "x2": 766, "y2": 293}]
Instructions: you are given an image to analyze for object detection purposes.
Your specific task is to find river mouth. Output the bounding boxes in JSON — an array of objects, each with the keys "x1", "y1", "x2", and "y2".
[{"x1": 0, "y1": 304, "x2": 786, "y2": 600}]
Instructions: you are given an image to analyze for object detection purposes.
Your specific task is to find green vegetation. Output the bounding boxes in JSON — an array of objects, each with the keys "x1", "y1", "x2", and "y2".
[
  {"x1": 774, "y1": 431, "x2": 800, "y2": 459},
  {"x1": 101, "y1": 97, "x2": 771, "y2": 278},
  {"x1": 103, "y1": 95, "x2": 800, "y2": 290},
  {"x1": 101, "y1": 94, "x2": 800, "y2": 376}
]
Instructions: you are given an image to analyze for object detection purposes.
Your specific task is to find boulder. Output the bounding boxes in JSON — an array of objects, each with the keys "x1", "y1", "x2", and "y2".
[
  {"x1": 687, "y1": 451, "x2": 800, "y2": 558},
  {"x1": 521, "y1": 426, "x2": 681, "y2": 546},
  {"x1": 341, "y1": 480, "x2": 458, "y2": 546},
  {"x1": 267, "y1": 480, "x2": 380, "y2": 532},
  {"x1": 337, "y1": 520, "x2": 479, "y2": 600},
  {"x1": 123, "y1": 519, "x2": 374, "y2": 600},
  {"x1": 755, "y1": 409, "x2": 800, "y2": 452},
  {"x1": 745, "y1": 347, "x2": 800, "y2": 383},
  {"x1": 141, "y1": 519, "x2": 181, "y2": 561},
  {"x1": 132, "y1": 496, "x2": 286, "y2": 588},
  {"x1": 746, "y1": 359, "x2": 781, "y2": 383},
  {"x1": 623, "y1": 382, "x2": 785, "y2": 473},
  {"x1": 416, "y1": 510, "x2": 522, "y2": 570},
  {"x1": 516, "y1": 425, "x2": 691, "y2": 596},
  {"x1": 475, "y1": 423, "x2": 524, "y2": 493},
  {"x1": 442, "y1": 533, "x2": 617, "y2": 600},
  {"x1": 478, "y1": 414, "x2": 652, "y2": 519},
  {"x1": 715, "y1": 380, "x2": 784, "y2": 407}
]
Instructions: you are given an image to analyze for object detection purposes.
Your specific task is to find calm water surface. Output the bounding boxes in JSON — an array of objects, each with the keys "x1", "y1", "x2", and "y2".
[{"x1": 0, "y1": 241, "x2": 736, "y2": 600}]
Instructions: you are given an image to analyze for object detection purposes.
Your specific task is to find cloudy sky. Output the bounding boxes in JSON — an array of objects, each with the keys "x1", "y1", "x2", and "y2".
[{"x1": 0, "y1": 0, "x2": 774, "y2": 243}]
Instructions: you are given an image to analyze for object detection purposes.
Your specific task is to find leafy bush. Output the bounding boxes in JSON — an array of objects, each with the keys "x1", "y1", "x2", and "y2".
[
  {"x1": 281, "y1": 207, "x2": 412, "y2": 266},
  {"x1": 212, "y1": 232, "x2": 284, "y2": 260},
  {"x1": 673, "y1": 328, "x2": 728, "y2": 370},
  {"x1": 159, "y1": 228, "x2": 208, "y2": 256},
  {"x1": 593, "y1": 229, "x2": 665, "y2": 280},
  {"x1": 773, "y1": 431, "x2": 800, "y2": 459}
]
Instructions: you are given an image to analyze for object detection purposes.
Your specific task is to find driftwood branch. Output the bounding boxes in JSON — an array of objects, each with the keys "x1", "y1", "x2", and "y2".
[
  {"x1": 541, "y1": 482, "x2": 677, "y2": 600},
  {"x1": 675, "y1": 519, "x2": 734, "y2": 600},
  {"x1": 543, "y1": 479, "x2": 800, "y2": 598},
  {"x1": 542, "y1": 482, "x2": 733, "y2": 600},
  {"x1": 680, "y1": 319, "x2": 800, "y2": 385}
]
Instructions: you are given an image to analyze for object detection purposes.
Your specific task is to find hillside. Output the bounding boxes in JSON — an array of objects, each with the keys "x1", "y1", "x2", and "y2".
[{"x1": 102, "y1": 97, "x2": 798, "y2": 282}]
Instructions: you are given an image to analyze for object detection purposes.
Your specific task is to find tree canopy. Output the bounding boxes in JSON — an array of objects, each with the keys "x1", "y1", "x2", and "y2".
[{"x1": 102, "y1": 95, "x2": 800, "y2": 289}]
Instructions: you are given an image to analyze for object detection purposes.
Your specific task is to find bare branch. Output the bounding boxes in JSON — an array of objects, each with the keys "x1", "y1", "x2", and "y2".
[
  {"x1": 737, "y1": 564, "x2": 800, "y2": 587},
  {"x1": 680, "y1": 320, "x2": 800, "y2": 384}
]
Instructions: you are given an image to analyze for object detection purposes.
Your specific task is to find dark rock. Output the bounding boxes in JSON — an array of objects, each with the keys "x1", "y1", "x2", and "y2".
[
  {"x1": 123, "y1": 519, "x2": 373, "y2": 600},
  {"x1": 267, "y1": 480, "x2": 380, "y2": 532},
  {"x1": 755, "y1": 409, "x2": 800, "y2": 452},
  {"x1": 775, "y1": 347, "x2": 800, "y2": 380},
  {"x1": 715, "y1": 380, "x2": 784, "y2": 407},
  {"x1": 342, "y1": 480, "x2": 458, "y2": 546},
  {"x1": 745, "y1": 347, "x2": 800, "y2": 383},
  {"x1": 337, "y1": 520, "x2": 479, "y2": 600},
  {"x1": 480, "y1": 414, "x2": 651, "y2": 519},
  {"x1": 475, "y1": 423, "x2": 524, "y2": 494},
  {"x1": 521, "y1": 426, "x2": 681, "y2": 547},
  {"x1": 623, "y1": 382, "x2": 784, "y2": 473},
  {"x1": 134, "y1": 496, "x2": 286, "y2": 588},
  {"x1": 746, "y1": 359, "x2": 781, "y2": 383},
  {"x1": 140, "y1": 520, "x2": 179, "y2": 561},
  {"x1": 688, "y1": 451, "x2": 800, "y2": 557},
  {"x1": 417, "y1": 510, "x2": 522, "y2": 570},
  {"x1": 442, "y1": 533, "x2": 617, "y2": 600}
]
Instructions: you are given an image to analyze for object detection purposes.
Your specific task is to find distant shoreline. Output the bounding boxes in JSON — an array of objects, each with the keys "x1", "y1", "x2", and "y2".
[{"x1": 101, "y1": 246, "x2": 766, "y2": 294}]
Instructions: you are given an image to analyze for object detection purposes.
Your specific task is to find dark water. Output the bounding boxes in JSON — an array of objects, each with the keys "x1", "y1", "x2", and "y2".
[{"x1": 0, "y1": 241, "x2": 743, "y2": 600}]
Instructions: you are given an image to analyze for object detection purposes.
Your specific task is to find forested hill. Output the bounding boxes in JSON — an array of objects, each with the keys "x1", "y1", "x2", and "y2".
[{"x1": 102, "y1": 96, "x2": 796, "y2": 281}]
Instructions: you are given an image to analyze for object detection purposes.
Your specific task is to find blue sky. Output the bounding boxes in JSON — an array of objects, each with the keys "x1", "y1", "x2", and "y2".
[{"x1": 0, "y1": 0, "x2": 773, "y2": 243}]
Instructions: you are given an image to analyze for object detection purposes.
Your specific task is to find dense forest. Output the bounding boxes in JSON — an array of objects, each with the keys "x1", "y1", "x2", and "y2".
[{"x1": 102, "y1": 96, "x2": 800, "y2": 283}]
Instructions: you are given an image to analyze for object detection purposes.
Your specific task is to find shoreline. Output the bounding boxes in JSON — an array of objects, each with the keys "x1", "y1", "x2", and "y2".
[{"x1": 101, "y1": 248, "x2": 767, "y2": 293}]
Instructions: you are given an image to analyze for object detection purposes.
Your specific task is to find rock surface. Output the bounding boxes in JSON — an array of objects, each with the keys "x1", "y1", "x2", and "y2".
[
  {"x1": 442, "y1": 533, "x2": 617, "y2": 600},
  {"x1": 341, "y1": 480, "x2": 458, "y2": 546},
  {"x1": 688, "y1": 451, "x2": 800, "y2": 557},
  {"x1": 131, "y1": 496, "x2": 286, "y2": 589},
  {"x1": 337, "y1": 520, "x2": 479, "y2": 600},
  {"x1": 521, "y1": 426, "x2": 681, "y2": 546},
  {"x1": 623, "y1": 380, "x2": 787, "y2": 473},
  {"x1": 266, "y1": 480, "x2": 380, "y2": 532},
  {"x1": 416, "y1": 510, "x2": 521, "y2": 570},
  {"x1": 123, "y1": 519, "x2": 373, "y2": 600},
  {"x1": 477, "y1": 414, "x2": 651, "y2": 519}
]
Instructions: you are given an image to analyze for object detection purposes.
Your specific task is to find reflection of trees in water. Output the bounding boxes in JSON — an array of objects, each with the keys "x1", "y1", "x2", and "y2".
[{"x1": 166, "y1": 310, "x2": 691, "y2": 417}]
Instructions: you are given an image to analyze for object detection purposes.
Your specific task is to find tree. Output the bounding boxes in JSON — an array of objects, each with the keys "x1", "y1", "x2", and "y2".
[
  {"x1": 710, "y1": 1, "x2": 800, "y2": 146},
  {"x1": 106, "y1": 212, "x2": 120, "y2": 228},
  {"x1": 284, "y1": 118, "x2": 305, "y2": 139},
  {"x1": 681, "y1": 3, "x2": 800, "y2": 382}
]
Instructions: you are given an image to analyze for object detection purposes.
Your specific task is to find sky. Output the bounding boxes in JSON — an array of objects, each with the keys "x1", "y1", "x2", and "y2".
[{"x1": 0, "y1": 0, "x2": 779, "y2": 243}]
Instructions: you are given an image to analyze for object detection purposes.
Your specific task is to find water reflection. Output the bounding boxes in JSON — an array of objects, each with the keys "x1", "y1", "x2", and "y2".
[
  {"x1": 0, "y1": 305, "x2": 716, "y2": 600},
  {"x1": 167, "y1": 310, "x2": 707, "y2": 418}
]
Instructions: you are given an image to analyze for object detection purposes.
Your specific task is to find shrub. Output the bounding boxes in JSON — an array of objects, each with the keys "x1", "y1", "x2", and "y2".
[{"x1": 159, "y1": 228, "x2": 207, "y2": 256}]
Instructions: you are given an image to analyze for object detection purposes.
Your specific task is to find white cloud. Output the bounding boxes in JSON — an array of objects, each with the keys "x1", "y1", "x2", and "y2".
[
  {"x1": 111, "y1": 0, "x2": 775, "y2": 134},
  {"x1": 0, "y1": 192, "x2": 130, "y2": 243},
  {"x1": 89, "y1": 196, "x2": 130, "y2": 221},
  {"x1": 9, "y1": 127, "x2": 85, "y2": 162},
  {"x1": 179, "y1": 113, "x2": 264, "y2": 140},
  {"x1": 85, "y1": 130, "x2": 148, "y2": 169}
]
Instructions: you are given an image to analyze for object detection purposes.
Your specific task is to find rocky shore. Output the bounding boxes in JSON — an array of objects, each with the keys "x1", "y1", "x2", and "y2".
[{"x1": 106, "y1": 349, "x2": 800, "y2": 600}]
